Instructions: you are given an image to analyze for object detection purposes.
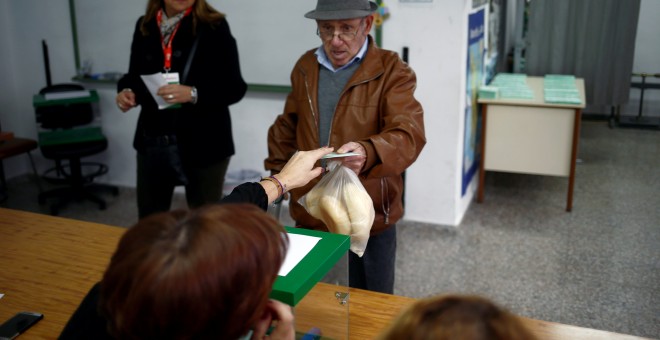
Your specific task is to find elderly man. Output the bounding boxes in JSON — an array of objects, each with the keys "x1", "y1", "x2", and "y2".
[{"x1": 265, "y1": 0, "x2": 426, "y2": 294}]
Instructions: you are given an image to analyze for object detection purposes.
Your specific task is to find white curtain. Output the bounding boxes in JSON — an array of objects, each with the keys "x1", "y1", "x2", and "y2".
[{"x1": 525, "y1": 0, "x2": 640, "y2": 106}]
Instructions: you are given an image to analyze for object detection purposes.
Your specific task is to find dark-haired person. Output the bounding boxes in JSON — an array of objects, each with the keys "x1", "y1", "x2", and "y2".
[
  {"x1": 115, "y1": 0, "x2": 247, "y2": 219},
  {"x1": 59, "y1": 147, "x2": 333, "y2": 339},
  {"x1": 378, "y1": 294, "x2": 539, "y2": 340}
]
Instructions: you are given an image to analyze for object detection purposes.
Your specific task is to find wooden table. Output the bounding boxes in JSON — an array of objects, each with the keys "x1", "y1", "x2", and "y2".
[
  {"x1": 477, "y1": 76, "x2": 586, "y2": 211},
  {"x1": 0, "y1": 208, "x2": 649, "y2": 339}
]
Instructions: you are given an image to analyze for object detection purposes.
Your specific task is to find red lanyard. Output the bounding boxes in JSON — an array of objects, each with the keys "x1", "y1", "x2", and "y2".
[{"x1": 157, "y1": 8, "x2": 192, "y2": 71}]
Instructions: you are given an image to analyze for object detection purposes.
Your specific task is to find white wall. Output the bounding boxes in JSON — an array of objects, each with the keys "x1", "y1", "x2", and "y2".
[
  {"x1": 1, "y1": 0, "x2": 76, "y2": 177},
  {"x1": 381, "y1": 1, "x2": 470, "y2": 226},
  {"x1": 3, "y1": 0, "x2": 657, "y2": 226},
  {"x1": 0, "y1": 1, "x2": 17, "y2": 129}
]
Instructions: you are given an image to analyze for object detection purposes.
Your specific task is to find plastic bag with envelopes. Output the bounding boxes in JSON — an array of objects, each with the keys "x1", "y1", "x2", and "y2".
[{"x1": 299, "y1": 161, "x2": 374, "y2": 257}]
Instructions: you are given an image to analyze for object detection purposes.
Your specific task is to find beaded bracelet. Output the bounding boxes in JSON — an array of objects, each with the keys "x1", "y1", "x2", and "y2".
[
  {"x1": 269, "y1": 175, "x2": 287, "y2": 195},
  {"x1": 261, "y1": 176, "x2": 283, "y2": 197}
]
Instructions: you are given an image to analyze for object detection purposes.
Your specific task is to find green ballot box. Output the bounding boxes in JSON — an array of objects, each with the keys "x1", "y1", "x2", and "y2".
[
  {"x1": 32, "y1": 89, "x2": 99, "y2": 108},
  {"x1": 272, "y1": 227, "x2": 349, "y2": 305},
  {"x1": 32, "y1": 90, "x2": 103, "y2": 148},
  {"x1": 272, "y1": 227, "x2": 350, "y2": 339}
]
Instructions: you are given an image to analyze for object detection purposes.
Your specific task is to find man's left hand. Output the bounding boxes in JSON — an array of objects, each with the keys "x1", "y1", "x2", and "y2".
[{"x1": 336, "y1": 141, "x2": 366, "y2": 175}]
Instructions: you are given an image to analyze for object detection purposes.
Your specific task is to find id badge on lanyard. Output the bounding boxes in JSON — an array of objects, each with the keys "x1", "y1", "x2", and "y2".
[
  {"x1": 162, "y1": 71, "x2": 181, "y2": 109},
  {"x1": 158, "y1": 8, "x2": 191, "y2": 110}
]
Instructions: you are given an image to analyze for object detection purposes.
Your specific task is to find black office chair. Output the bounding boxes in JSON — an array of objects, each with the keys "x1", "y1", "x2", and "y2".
[{"x1": 35, "y1": 83, "x2": 118, "y2": 215}]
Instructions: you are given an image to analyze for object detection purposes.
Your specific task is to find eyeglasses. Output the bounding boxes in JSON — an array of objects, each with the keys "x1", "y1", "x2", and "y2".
[{"x1": 316, "y1": 19, "x2": 365, "y2": 42}]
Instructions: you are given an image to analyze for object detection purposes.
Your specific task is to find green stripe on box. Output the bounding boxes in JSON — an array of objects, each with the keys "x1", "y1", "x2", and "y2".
[
  {"x1": 38, "y1": 127, "x2": 104, "y2": 146},
  {"x1": 32, "y1": 90, "x2": 99, "y2": 108},
  {"x1": 270, "y1": 227, "x2": 350, "y2": 306}
]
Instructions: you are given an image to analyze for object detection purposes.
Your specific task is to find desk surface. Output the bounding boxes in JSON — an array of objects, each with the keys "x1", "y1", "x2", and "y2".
[
  {"x1": 478, "y1": 76, "x2": 586, "y2": 109},
  {"x1": 0, "y1": 208, "x2": 649, "y2": 340}
]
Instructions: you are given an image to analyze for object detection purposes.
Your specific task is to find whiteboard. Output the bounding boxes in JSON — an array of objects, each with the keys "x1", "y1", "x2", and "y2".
[{"x1": 73, "y1": 0, "x2": 319, "y2": 87}]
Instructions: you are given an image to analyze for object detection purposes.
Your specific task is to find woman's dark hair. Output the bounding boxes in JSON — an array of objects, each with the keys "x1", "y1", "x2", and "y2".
[
  {"x1": 140, "y1": 0, "x2": 225, "y2": 36},
  {"x1": 100, "y1": 203, "x2": 288, "y2": 339}
]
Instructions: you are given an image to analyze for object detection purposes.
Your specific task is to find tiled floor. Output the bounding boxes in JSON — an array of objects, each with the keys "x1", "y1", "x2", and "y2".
[{"x1": 1, "y1": 120, "x2": 658, "y2": 338}]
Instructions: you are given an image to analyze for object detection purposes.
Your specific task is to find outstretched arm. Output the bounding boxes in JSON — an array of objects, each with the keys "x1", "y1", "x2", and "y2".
[
  {"x1": 221, "y1": 147, "x2": 333, "y2": 208},
  {"x1": 262, "y1": 146, "x2": 334, "y2": 204}
]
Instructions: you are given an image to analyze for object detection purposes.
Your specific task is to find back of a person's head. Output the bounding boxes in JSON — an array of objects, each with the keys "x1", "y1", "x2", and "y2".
[
  {"x1": 379, "y1": 294, "x2": 538, "y2": 340},
  {"x1": 100, "y1": 203, "x2": 288, "y2": 339}
]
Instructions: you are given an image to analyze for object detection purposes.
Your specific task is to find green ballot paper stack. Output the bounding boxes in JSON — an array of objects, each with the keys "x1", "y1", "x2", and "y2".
[
  {"x1": 488, "y1": 73, "x2": 534, "y2": 100},
  {"x1": 543, "y1": 74, "x2": 582, "y2": 105}
]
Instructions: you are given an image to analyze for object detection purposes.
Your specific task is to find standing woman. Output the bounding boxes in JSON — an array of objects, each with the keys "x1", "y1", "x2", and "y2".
[{"x1": 116, "y1": 0, "x2": 247, "y2": 218}]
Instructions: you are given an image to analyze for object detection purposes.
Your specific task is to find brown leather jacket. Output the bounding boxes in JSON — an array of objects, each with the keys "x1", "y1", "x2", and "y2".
[{"x1": 265, "y1": 36, "x2": 426, "y2": 235}]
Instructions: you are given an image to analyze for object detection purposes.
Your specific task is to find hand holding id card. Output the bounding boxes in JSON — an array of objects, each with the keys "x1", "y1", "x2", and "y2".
[{"x1": 140, "y1": 72, "x2": 182, "y2": 110}]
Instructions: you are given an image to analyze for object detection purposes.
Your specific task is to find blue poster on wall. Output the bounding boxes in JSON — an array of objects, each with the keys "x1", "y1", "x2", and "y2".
[{"x1": 462, "y1": 8, "x2": 485, "y2": 196}]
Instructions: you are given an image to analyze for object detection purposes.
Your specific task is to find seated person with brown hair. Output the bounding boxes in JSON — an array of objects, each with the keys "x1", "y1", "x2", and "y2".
[
  {"x1": 378, "y1": 294, "x2": 538, "y2": 340},
  {"x1": 59, "y1": 147, "x2": 333, "y2": 340}
]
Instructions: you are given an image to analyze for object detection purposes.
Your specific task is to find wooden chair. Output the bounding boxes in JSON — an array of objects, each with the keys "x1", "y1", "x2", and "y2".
[{"x1": 0, "y1": 132, "x2": 41, "y2": 202}]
